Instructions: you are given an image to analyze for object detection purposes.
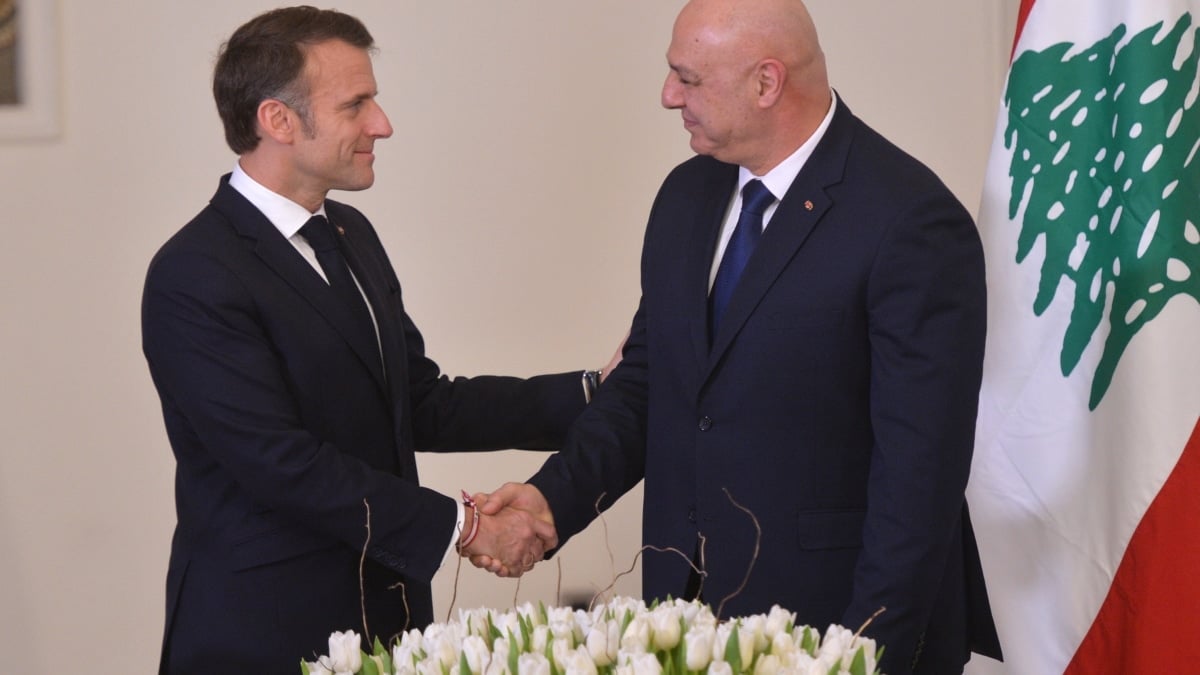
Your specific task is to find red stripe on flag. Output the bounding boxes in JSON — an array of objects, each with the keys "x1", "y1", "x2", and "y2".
[
  {"x1": 1010, "y1": 0, "x2": 1038, "y2": 62},
  {"x1": 1065, "y1": 417, "x2": 1200, "y2": 673}
]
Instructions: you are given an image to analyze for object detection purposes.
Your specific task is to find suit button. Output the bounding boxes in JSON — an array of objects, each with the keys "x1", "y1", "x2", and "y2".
[
  {"x1": 688, "y1": 508, "x2": 697, "y2": 523},
  {"x1": 698, "y1": 416, "x2": 712, "y2": 431}
]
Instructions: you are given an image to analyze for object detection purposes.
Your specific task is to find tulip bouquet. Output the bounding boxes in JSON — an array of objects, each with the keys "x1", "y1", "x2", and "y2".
[{"x1": 301, "y1": 596, "x2": 882, "y2": 675}]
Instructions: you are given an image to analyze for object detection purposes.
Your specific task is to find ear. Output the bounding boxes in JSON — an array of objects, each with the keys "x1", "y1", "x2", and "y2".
[
  {"x1": 256, "y1": 98, "x2": 296, "y2": 145},
  {"x1": 755, "y1": 59, "x2": 786, "y2": 108}
]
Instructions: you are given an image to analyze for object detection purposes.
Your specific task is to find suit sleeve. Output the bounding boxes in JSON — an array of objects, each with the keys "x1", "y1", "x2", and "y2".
[
  {"x1": 329, "y1": 201, "x2": 587, "y2": 453},
  {"x1": 528, "y1": 297, "x2": 650, "y2": 546},
  {"x1": 841, "y1": 190, "x2": 987, "y2": 670},
  {"x1": 399, "y1": 305, "x2": 587, "y2": 452},
  {"x1": 142, "y1": 249, "x2": 458, "y2": 583}
]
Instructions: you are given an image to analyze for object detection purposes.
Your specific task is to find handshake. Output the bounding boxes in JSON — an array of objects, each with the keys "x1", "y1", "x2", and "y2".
[{"x1": 455, "y1": 482, "x2": 556, "y2": 578}]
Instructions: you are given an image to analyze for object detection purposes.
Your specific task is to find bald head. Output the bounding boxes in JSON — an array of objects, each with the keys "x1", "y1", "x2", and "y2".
[
  {"x1": 662, "y1": 0, "x2": 832, "y2": 173},
  {"x1": 677, "y1": 0, "x2": 826, "y2": 87}
]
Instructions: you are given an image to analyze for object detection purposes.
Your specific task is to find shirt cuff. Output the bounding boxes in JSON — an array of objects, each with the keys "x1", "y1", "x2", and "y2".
[{"x1": 441, "y1": 501, "x2": 465, "y2": 568}]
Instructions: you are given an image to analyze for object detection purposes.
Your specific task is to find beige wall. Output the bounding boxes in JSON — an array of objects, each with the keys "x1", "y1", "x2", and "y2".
[{"x1": 0, "y1": 1, "x2": 1017, "y2": 670}]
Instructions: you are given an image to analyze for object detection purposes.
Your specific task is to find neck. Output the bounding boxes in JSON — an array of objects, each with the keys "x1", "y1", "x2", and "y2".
[{"x1": 238, "y1": 151, "x2": 325, "y2": 213}]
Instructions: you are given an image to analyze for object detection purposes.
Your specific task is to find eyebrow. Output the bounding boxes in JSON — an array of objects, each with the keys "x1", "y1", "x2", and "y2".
[
  {"x1": 340, "y1": 91, "x2": 376, "y2": 109},
  {"x1": 669, "y1": 64, "x2": 700, "y2": 80}
]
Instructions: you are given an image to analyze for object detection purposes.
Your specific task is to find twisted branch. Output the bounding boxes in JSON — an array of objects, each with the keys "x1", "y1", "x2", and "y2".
[
  {"x1": 715, "y1": 487, "x2": 760, "y2": 620},
  {"x1": 360, "y1": 498, "x2": 371, "y2": 639}
]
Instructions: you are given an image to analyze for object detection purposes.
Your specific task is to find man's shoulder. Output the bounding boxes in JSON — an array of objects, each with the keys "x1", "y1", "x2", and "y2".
[
  {"x1": 667, "y1": 154, "x2": 730, "y2": 180},
  {"x1": 154, "y1": 202, "x2": 237, "y2": 259},
  {"x1": 657, "y1": 155, "x2": 735, "y2": 197},
  {"x1": 839, "y1": 112, "x2": 953, "y2": 196}
]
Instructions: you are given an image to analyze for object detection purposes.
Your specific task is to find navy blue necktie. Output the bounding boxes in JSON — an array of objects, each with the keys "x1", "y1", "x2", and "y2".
[
  {"x1": 710, "y1": 179, "x2": 775, "y2": 338},
  {"x1": 300, "y1": 215, "x2": 380, "y2": 370}
]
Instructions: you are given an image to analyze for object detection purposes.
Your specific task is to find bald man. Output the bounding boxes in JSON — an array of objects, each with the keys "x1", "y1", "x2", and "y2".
[{"x1": 478, "y1": 1, "x2": 1001, "y2": 672}]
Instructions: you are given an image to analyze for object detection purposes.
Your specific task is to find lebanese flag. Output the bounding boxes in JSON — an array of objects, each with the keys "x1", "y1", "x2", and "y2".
[{"x1": 965, "y1": 0, "x2": 1200, "y2": 673}]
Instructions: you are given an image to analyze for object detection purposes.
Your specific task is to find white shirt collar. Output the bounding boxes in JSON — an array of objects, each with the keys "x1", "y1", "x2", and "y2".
[
  {"x1": 228, "y1": 162, "x2": 326, "y2": 239},
  {"x1": 738, "y1": 90, "x2": 839, "y2": 199}
]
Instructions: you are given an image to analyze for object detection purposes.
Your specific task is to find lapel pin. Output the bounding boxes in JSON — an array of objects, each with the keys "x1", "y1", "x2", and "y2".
[
  {"x1": 336, "y1": 225, "x2": 346, "y2": 236},
  {"x1": 804, "y1": 200, "x2": 814, "y2": 211}
]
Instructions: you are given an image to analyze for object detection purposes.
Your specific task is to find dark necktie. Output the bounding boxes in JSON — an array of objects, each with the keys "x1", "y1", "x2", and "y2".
[
  {"x1": 709, "y1": 179, "x2": 775, "y2": 338},
  {"x1": 299, "y1": 215, "x2": 380, "y2": 370}
]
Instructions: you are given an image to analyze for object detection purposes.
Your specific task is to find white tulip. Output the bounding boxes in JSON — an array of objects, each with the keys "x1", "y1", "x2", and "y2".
[
  {"x1": 684, "y1": 624, "x2": 715, "y2": 671},
  {"x1": 459, "y1": 608, "x2": 492, "y2": 638},
  {"x1": 616, "y1": 652, "x2": 663, "y2": 675},
  {"x1": 754, "y1": 654, "x2": 783, "y2": 675},
  {"x1": 811, "y1": 652, "x2": 842, "y2": 675},
  {"x1": 571, "y1": 608, "x2": 594, "y2": 641},
  {"x1": 494, "y1": 612, "x2": 524, "y2": 649},
  {"x1": 416, "y1": 660, "x2": 444, "y2": 675},
  {"x1": 490, "y1": 636, "x2": 511, "y2": 672},
  {"x1": 562, "y1": 645, "x2": 600, "y2": 675},
  {"x1": 531, "y1": 624, "x2": 552, "y2": 653},
  {"x1": 546, "y1": 604, "x2": 576, "y2": 625},
  {"x1": 740, "y1": 615, "x2": 766, "y2": 656},
  {"x1": 549, "y1": 617, "x2": 578, "y2": 643},
  {"x1": 849, "y1": 641, "x2": 878, "y2": 675},
  {"x1": 302, "y1": 660, "x2": 333, "y2": 675},
  {"x1": 778, "y1": 646, "x2": 816, "y2": 672},
  {"x1": 429, "y1": 634, "x2": 459, "y2": 669},
  {"x1": 818, "y1": 625, "x2": 853, "y2": 661},
  {"x1": 649, "y1": 605, "x2": 683, "y2": 651},
  {"x1": 460, "y1": 635, "x2": 490, "y2": 675},
  {"x1": 764, "y1": 606, "x2": 794, "y2": 640},
  {"x1": 770, "y1": 631, "x2": 798, "y2": 660},
  {"x1": 518, "y1": 652, "x2": 553, "y2": 675},
  {"x1": 516, "y1": 602, "x2": 540, "y2": 625},
  {"x1": 549, "y1": 637, "x2": 573, "y2": 671},
  {"x1": 711, "y1": 623, "x2": 734, "y2": 662},
  {"x1": 621, "y1": 615, "x2": 652, "y2": 653},
  {"x1": 392, "y1": 641, "x2": 419, "y2": 674},
  {"x1": 707, "y1": 660, "x2": 734, "y2": 675},
  {"x1": 681, "y1": 600, "x2": 714, "y2": 628},
  {"x1": 325, "y1": 630, "x2": 362, "y2": 674},
  {"x1": 586, "y1": 619, "x2": 619, "y2": 666}
]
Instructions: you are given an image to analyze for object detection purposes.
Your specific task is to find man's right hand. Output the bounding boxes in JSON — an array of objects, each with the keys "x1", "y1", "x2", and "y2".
[{"x1": 463, "y1": 482, "x2": 556, "y2": 577}]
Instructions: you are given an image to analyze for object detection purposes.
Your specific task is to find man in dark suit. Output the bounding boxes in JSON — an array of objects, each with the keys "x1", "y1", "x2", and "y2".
[
  {"x1": 475, "y1": 0, "x2": 1003, "y2": 672},
  {"x1": 141, "y1": 7, "x2": 599, "y2": 673}
]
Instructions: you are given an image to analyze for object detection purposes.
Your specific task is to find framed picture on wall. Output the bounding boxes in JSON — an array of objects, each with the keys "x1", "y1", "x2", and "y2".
[{"x1": 0, "y1": 0, "x2": 59, "y2": 140}]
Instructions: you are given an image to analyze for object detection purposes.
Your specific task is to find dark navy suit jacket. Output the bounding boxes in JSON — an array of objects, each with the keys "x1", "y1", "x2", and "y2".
[
  {"x1": 142, "y1": 177, "x2": 584, "y2": 674},
  {"x1": 530, "y1": 101, "x2": 1002, "y2": 674}
]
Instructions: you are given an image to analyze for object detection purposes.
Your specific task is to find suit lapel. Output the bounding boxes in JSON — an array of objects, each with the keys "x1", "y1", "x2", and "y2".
[
  {"x1": 212, "y1": 181, "x2": 388, "y2": 394},
  {"x1": 335, "y1": 221, "x2": 399, "y2": 396},
  {"x1": 704, "y1": 103, "x2": 855, "y2": 374},
  {"x1": 686, "y1": 165, "x2": 739, "y2": 371},
  {"x1": 329, "y1": 206, "x2": 419, "y2": 481}
]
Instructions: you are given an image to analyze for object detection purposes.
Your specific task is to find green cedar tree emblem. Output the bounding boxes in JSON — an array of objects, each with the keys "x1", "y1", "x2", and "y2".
[{"x1": 1003, "y1": 13, "x2": 1200, "y2": 409}]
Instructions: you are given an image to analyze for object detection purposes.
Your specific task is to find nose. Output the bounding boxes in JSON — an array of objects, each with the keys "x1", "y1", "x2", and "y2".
[
  {"x1": 661, "y1": 71, "x2": 683, "y2": 110},
  {"x1": 369, "y1": 100, "x2": 393, "y2": 139}
]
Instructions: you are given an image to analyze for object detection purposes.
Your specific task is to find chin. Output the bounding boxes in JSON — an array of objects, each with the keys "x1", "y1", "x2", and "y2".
[
  {"x1": 340, "y1": 174, "x2": 375, "y2": 192},
  {"x1": 688, "y1": 137, "x2": 715, "y2": 158}
]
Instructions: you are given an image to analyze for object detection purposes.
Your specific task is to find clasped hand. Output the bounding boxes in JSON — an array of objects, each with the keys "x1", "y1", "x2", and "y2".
[{"x1": 457, "y1": 482, "x2": 556, "y2": 578}]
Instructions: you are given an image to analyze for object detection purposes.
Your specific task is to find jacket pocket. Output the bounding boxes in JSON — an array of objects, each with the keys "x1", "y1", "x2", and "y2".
[{"x1": 796, "y1": 509, "x2": 866, "y2": 550}]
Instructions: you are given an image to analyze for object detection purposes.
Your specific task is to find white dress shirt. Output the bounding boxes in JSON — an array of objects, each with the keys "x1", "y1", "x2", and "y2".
[{"x1": 709, "y1": 92, "x2": 839, "y2": 288}]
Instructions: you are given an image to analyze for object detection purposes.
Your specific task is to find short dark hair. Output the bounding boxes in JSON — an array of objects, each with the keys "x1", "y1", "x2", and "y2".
[{"x1": 213, "y1": 5, "x2": 375, "y2": 154}]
